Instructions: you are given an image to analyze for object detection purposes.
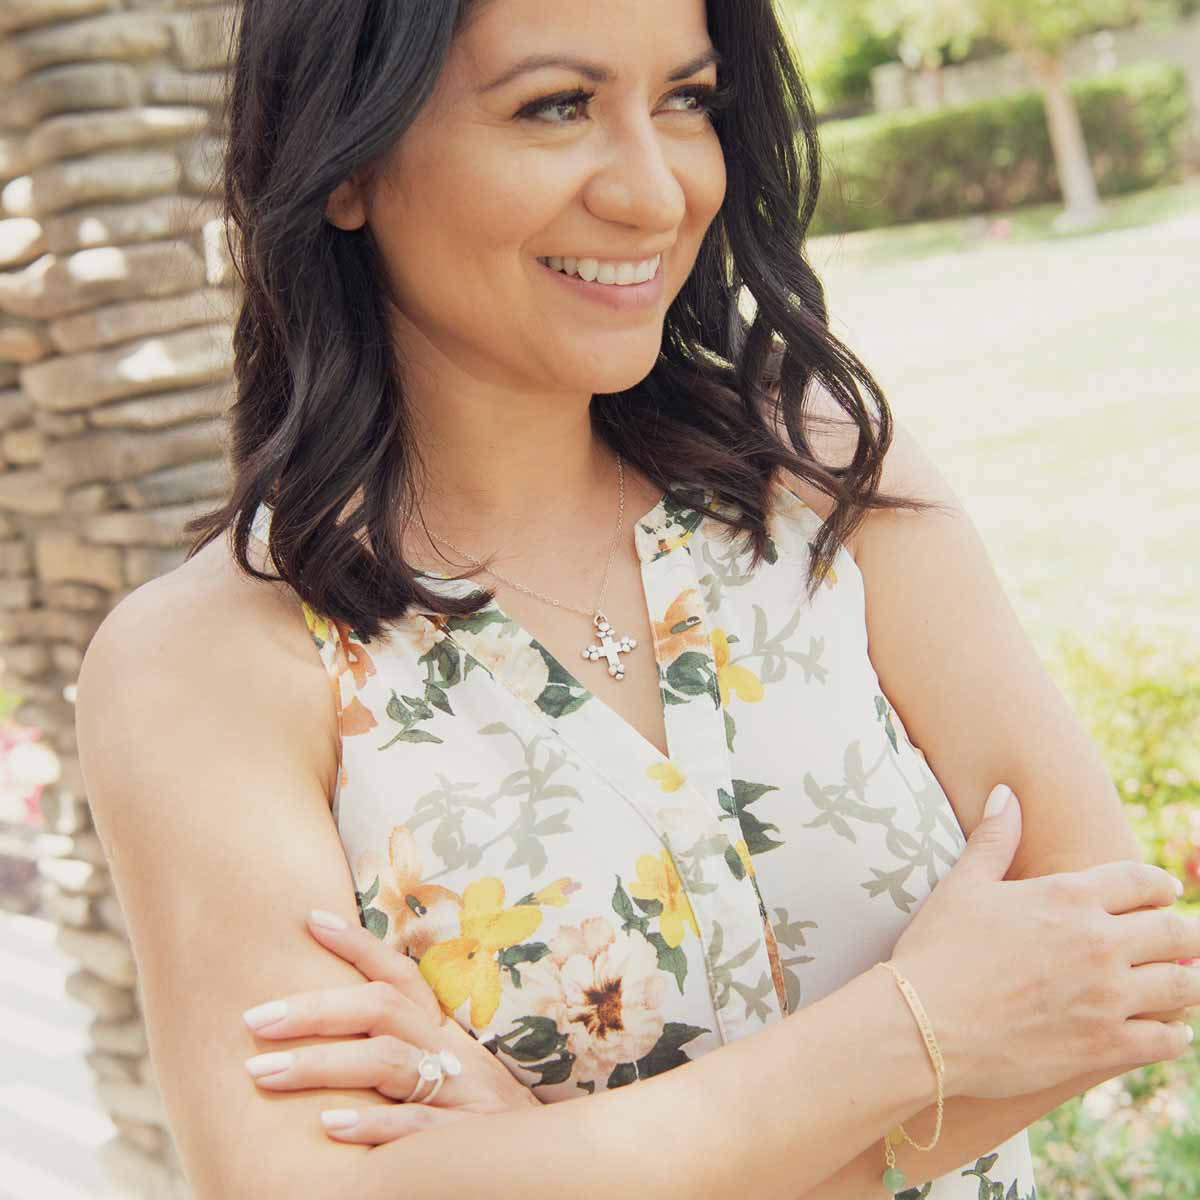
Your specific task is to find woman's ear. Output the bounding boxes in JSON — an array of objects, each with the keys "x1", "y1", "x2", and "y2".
[{"x1": 325, "y1": 175, "x2": 368, "y2": 230}]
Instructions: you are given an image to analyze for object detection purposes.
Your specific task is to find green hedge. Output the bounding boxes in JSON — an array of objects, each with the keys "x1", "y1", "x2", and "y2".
[{"x1": 811, "y1": 61, "x2": 1193, "y2": 235}]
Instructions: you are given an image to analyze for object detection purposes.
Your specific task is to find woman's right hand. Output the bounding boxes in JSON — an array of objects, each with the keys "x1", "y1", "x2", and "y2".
[{"x1": 888, "y1": 784, "x2": 1199, "y2": 1101}]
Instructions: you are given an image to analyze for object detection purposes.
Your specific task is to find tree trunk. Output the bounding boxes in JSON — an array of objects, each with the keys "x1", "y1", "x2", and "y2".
[{"x1": 1021, "y1": 49, "x2": 1105, "y2": 230}]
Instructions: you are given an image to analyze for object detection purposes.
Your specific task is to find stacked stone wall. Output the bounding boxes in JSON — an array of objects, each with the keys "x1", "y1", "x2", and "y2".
[{"x1": 0, "y1": 3, "x2": 237, "y2": 1195}]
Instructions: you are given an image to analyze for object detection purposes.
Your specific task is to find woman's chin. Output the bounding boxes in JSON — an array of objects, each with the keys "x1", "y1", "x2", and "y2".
[{"x1": 557, "y1": 342, "x2": 666, "y2": 396}]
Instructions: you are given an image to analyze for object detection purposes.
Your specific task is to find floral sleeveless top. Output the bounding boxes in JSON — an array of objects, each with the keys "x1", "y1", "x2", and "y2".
[{"x1": 251, "y1": 478, "x2": 1037, "y2": 1199}]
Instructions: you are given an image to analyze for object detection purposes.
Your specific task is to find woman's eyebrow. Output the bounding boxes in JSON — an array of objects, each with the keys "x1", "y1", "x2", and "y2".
[{"x1": 478, "y1": 46, "x2": 722, "y2": 93}]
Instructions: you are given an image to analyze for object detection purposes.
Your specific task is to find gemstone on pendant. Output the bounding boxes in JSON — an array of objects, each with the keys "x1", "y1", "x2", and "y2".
[{"x1": 881, "y1": 1166, "x2": 907, "y2": 1191}]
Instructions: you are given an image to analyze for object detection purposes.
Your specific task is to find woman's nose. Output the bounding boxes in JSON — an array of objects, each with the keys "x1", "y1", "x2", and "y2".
[{"x1": 582, "y1": 122, "x2": 688, "y2": 233}]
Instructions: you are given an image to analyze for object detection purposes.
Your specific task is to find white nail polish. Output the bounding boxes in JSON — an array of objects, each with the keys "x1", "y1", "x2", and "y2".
[
  {"x1": 321, "y1": 1109, "x2": 359, "y2": 1130},
  {"x1": 243, "y1": 1000, "x2": 288, "y2": 1030},
  {"x1": 1173, "y1": 877, "x2": 1185, "y2": 898},
  {"x1": 310, "y1": 908, "x2": 347, "y2": 930},
  {"x1": 245, "y1": 1051, "x2": 293, "y2": 1078}
]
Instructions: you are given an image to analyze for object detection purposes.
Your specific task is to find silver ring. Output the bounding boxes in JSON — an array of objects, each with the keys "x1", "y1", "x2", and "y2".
[{"x1": 403, "y1": 1048, "x2": 462, "y2": 1103}]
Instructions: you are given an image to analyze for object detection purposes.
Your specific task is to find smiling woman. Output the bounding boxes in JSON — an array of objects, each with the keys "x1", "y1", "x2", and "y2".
[{"x1": 72, "y1": 1, "x2": 1200, "y2": 1199}]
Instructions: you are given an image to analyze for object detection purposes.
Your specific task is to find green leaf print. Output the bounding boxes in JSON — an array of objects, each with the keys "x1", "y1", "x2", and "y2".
[
  {"x1": 665, "y1": 650, "x2": 716, "y2": 698},
  {"x1": 531, "y1": 642, "x2": 591, "y2": 718},
  {"x1": 444, "y1": 609, "x2": 508, "y2": 635},
  {"x1": 420, "y1": 639, "x2": 462, "y2": 687},
  {"x1": 485, "y1": 1015, "x2": 575, "y2": 1089},
  {"x1": 724, "y1": 844, "x2": 746, "y2": 880},
  {"x1": 379, "y1": 687, "x2": 444, "y2": 750},
  {"x1": 355, "y1": 876, "x2": 389, "y2": 939},
  {"x1": 414, "y1": 731, "x2": 581, "y2": 883},
  {"x1": 647, "y1": 931, "x2": 688, "y2": 993},
  {"x1": 954, "y1": 1154, "x2": 1036, "y2": 1200},
  {"x1": 498, "y1": 941, "x2": 551, "y2": 988},
  {"x1": 606, "y1": 1022, "x2": 710, "y2": 1087},
  {"x1": 874, "y1": 694, "x2": 900, "y2": 754},
  {"x1": 607, "y1": 1062, "x2": 636, "y2": 1088},
  {"x1": 717, "y1": 780, "x2": 784, "y2": 856},
  {"x1": 611, "y1": 876, "x2": 650, "y2": 937}
]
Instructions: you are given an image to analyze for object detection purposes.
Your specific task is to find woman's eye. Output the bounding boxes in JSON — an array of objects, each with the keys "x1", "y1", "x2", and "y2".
[
  {"x1": 663, "y1": 85, "x2": 719, "y2": 114},
  {"x1": 519, "y1": 89, "x2": 595, "y2": 125},
  {"x1": 518, "y1": 83, "x2": 728, "y2": 126}
]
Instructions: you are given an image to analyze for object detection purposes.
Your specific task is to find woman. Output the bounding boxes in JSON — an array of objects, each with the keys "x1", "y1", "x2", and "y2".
[{"x1": 74, "y1": 1, "x2": 1199, "y2": 1197}]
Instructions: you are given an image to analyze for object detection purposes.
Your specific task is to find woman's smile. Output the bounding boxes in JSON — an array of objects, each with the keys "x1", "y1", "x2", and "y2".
[{"x1": 534, "y1": 251, "x2": 665, "y2": 312}]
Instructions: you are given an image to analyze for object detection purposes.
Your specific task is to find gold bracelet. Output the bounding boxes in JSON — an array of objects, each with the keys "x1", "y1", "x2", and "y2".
[{"x1": 876, "y1": 961, "x2": 946, "y2": 1193}]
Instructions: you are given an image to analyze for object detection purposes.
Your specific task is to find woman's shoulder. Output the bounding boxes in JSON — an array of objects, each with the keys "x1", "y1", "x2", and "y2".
[{"x1": 79, "y1": 526, "x2": 342, "y2": 802}]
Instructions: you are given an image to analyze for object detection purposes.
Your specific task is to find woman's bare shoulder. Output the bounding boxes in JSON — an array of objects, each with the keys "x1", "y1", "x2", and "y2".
[{"x1": 79, "y1": 528, "x2": 341, "y2": 804}]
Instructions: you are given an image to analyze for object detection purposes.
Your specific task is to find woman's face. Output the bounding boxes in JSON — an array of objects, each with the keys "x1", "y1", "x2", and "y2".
[{"x1": 341, "y1": 0, "x2": 726, "y2": 399}]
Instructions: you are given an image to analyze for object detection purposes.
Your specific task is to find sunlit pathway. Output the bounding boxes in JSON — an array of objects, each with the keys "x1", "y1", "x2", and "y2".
[{"x1": 0, "y1": 908, "x2": 118, "y2": 1200}]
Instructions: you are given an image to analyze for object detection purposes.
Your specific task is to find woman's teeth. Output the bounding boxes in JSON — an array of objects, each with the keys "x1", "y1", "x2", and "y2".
[{"x1": 538, "y1": 254, "x2": 661, "y2": 286}]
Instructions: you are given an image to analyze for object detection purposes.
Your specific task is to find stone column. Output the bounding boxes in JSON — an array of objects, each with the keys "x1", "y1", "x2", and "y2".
[{"x1": 0, "y1": 3, "x2": 236, "y2": 1195}]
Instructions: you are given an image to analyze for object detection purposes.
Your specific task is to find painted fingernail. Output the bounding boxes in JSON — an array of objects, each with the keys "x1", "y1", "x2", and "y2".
[
  {"x1": 243, "y1": 1000, "x2": 289, "y2": 1030},
  {"x1": 1174, "y1": 877, "x2": 1185, "y2": 898},
  {"x1": 321, "y1": 1109, "x2": 359, "y2": 1131},
  {"x1": 310, "y1": 909, "x2": 347, "y2": 930},
  {"x1": 245, "y1": 1051, "x2": 293, "y2": 1078}
]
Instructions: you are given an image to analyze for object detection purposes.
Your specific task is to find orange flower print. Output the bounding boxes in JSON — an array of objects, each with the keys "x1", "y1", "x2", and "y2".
[
  {"x1": 712, "y1": 628, "x2": 764, "y2": 707},
  {"x1": 420, "y1": 878, "x2": 543, "y2": 1029},
  {"x1": 653, "y1": 587, "x2": 709, "y2": 666},
  {"x1": 628, "y1": 848, "x2": 699, "y2": 948},
  {"x1": 355, "y1": 826, "x2": 461, "y2": 959},
  {"x1": 332, "y1": 618, "x2": 377, "y2": 689},
  {"x1": 302, "y1": 604, "x2": 379, "y2": 736}
]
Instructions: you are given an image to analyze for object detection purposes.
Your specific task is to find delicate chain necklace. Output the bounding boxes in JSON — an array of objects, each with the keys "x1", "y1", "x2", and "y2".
[{"x1": 423, "y1": 454, "x2": 640, "y2": 681}]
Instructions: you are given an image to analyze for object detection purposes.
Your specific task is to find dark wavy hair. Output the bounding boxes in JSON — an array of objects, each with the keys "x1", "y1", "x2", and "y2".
[{"x1": 185, "y1": 0, "x2": 944, "y2": 640}]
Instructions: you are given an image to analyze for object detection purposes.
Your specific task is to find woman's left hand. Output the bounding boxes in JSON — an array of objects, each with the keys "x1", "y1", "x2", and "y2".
[{"x1": 241, "y1": 909, "x2": 539, "y2": 1144}]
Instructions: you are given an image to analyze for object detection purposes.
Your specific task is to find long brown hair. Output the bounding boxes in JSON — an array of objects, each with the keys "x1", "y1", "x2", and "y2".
[{"x1": 185, "y1": 0, "x2": 945, "y2": 640}]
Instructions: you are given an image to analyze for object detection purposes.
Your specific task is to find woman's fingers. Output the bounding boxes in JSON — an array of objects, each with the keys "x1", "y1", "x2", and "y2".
[
  {"x1": 1116, "y1": 907, "x2": 1200, "y2": 968},
  {"x1": 243, "y1": 979, "x2": 428, "y2": 1042},
  {"x1": 305, "y1": 909, "x2": 446, "y2": 1026},
  {"x1": 1126, "y1": 960, "x2": 1200, "y2": 1023},
  {"x1": 320, "y1": 1101, "x2": 474, "y2": 1145},
  {"x1": 1082, "y1": 860, "x2": 1183, "y2": 916},
  {"x1": 246, "y1": 1034, "x2": 463, "y2": 1103}
]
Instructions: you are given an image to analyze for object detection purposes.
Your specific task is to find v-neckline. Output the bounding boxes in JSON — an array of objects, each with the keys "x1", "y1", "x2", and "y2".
[{"x1": 411, "y1": 480, "x2": 710, "y2": 773}]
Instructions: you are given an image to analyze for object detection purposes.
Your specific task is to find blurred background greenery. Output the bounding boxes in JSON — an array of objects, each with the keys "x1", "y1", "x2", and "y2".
[{"x1": 773, "y1": 0, "x2": 1200, "y2": 1193}]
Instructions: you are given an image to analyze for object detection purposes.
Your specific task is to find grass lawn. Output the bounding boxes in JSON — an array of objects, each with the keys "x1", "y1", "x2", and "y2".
[{"x1": 806, "y1": 175, "x2": 1200, "y2": 663}]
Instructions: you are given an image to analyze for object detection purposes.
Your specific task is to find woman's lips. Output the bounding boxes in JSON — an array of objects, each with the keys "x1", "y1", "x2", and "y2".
[{"x1": 536, "y1": 255, "x2": 665, "y2": 312}]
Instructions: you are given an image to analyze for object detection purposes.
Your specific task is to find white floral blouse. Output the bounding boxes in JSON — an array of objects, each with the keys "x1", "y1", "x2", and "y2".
[{"x1": 251, "y1": 476, "x2": 1038, "y2": 1199}]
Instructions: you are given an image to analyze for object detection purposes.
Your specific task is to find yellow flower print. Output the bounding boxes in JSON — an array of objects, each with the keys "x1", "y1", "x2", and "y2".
[
  {"x1": 302, "y1": 603, "x2": 331, "y2": 646},
  {"x1": 628, "y1": 848, "x2": 699, "y2": 949},
  {"x1": 734, "y1": 838, "x2": 755, "y2": 879},
  {"x1": 647, "y1": 760, "x2": 687, "y2": 793},
  {"x1": 655, "y1": 528, "x2": 694, "y2": 556},
  {"x1": 814, "y1": 560, "x2": 839, "y2": 588},
  {"x1": 419, "y1": 879, "x2": 542, "y2": 1028},
  {"x1": 712, "y1": 628, "x2": 764, "y2": 707},
  {"x1": 531, "y1": 877, "x2": 581, "y2": 908}
]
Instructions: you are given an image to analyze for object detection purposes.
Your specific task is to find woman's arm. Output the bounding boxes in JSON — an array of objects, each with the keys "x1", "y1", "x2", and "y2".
[
  {"x1": 76, "y1": 560, "x2": 941, "y2": 1200},
  {"x1": 766, "y1": 399, "x2": 1162, "y2": 1197}
]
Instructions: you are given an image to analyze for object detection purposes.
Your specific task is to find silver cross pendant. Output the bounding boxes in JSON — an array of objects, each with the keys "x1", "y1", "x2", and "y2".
[{"x1": 581, "y1": 611, "x2": 637, "y2": 680}]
